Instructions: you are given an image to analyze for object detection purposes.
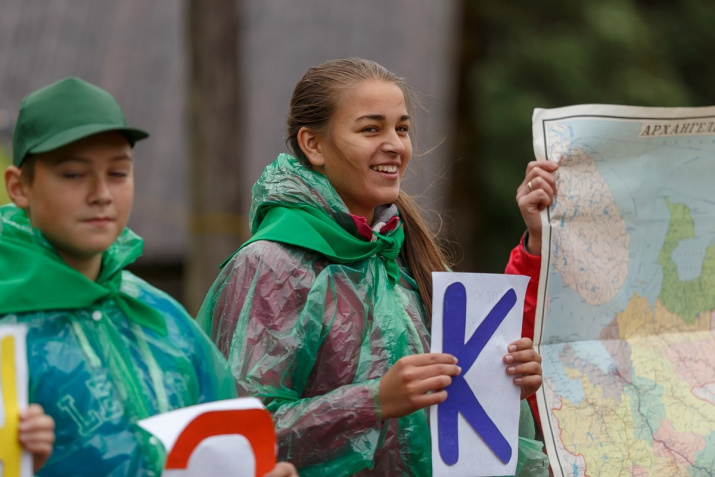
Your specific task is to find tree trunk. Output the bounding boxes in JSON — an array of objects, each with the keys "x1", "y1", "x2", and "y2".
[
  {"x1": 447, "y1": 0, "x2": 486, "y2": 272},
  {"x1": 185, "y1": 0, "x2": 245, "y2": 314}
]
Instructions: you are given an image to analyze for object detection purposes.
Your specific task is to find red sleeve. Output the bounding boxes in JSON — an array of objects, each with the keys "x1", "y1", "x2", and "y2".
[
  {"x1": 504, "y1": 234, "x2": 543, "y2": 430},
  {"x1": 504, "y1": 234, "x2": 541, "y2": 340}
]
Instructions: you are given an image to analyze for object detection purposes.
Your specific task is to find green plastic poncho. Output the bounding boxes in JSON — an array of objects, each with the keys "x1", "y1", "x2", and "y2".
[
  {"x1": 198, "y1": 154, "x2": 548, "y2": 476},
  {"x1": 0, "y1": 204, "x2": 237, "y2": 477}
]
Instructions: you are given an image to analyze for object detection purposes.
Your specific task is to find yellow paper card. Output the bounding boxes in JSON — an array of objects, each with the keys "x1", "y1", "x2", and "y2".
[{"x1": 0, "y1": 325, "x2": 30, "y2": 477}]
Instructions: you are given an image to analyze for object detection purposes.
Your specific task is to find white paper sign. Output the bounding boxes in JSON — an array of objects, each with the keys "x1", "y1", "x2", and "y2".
[
  {"x1": 0, "y1": 325, "x2": 31, "y2": 477},
  {"x1": 138, "y1": 397, "x2": 276, "y2": 477},
  {"x1": 430, "y1": 272, "x2": 529, "y2": 477}
]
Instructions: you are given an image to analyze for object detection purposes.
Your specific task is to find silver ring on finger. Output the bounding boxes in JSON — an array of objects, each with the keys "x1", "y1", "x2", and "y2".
[{"x1": 527, "y1": 180, "x2": 533, "y2": 191}]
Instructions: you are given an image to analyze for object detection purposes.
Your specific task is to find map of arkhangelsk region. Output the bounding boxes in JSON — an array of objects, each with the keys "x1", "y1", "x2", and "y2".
[{"x1": 532, "y1": 105, "x2": 715, "y2": 477}]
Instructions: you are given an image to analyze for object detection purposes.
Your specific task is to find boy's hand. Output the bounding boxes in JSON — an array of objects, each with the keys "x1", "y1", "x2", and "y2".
[
  {"x1": 264, "y1": 461, "x2": 299, "y2": 477},
  {"x1": 18, "y1": 404, "x2": 55, "y2": 472},
  {"x1": 504, "y1": 338, "x2": 543, "y2": 400}
]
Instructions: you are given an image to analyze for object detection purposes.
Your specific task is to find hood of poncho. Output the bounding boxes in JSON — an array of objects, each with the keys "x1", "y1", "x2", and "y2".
[
  {"x1": 0, "y1": 203, "x2": 167, "y2": 334},
  {"x1": 249, "y1": 153, "x2": 360, "y2": 237},
  {"x1": 237, "y1": 154, "x2": 405, "y2": 287}
]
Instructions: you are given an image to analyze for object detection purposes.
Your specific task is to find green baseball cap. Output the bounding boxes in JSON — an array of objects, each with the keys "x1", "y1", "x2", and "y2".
[{"x1": 12, "y1": 77, "x2": 149, "y2": 166}]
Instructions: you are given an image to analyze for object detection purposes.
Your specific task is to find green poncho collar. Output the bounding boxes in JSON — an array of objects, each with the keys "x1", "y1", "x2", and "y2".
[
  {"x1": 225, "y1": 154, "x2": 405, "y2": 286},
  {"x1": 0, "y1": 205, "x2": 167, "y2": 335},
  {"x1": 234, "y1": 206, "x2": 404, "y2": 286}
]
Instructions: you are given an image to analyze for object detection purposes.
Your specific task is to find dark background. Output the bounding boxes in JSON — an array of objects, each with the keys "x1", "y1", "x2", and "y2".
[{"x1": 2, "y1": 0, "x2": 713, "y2": 312}]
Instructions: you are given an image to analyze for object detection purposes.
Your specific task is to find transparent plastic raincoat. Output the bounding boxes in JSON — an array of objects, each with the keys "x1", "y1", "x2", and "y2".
[
  {"x1": 198, "y1": 154, "x2": 548, "y2": 476},
  {"x1": 0, "y1": 205, "x2": 237, "y2": 476}
]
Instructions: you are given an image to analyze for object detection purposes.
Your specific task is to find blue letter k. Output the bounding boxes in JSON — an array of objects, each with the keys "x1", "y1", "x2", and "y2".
[{"x1": 438, "y1": 282, "x2": 516, "y2": 465}]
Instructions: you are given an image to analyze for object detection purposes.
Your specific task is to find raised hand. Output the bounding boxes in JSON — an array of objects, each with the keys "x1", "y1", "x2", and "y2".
[{"x1": 516, "y1": 160, "x2": 559, "y2": 255}]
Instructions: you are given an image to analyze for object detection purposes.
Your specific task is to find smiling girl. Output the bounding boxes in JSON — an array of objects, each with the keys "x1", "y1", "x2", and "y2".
[{"x1": 198, "y1": 58, "x2": 554, "y2": 476}]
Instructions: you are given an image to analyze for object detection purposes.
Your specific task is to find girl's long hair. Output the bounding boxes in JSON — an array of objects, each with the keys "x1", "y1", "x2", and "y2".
[
  {"x1": 286, "y1": 57, "x2": 452, "y2": 320},
  {"x1": 394, "y1": 192, "x2": 452, "y2": 321}
]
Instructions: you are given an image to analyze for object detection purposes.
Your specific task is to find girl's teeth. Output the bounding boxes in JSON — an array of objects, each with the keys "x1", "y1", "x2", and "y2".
[{"x1": 371, "y1": 165, "x2": 398, "y2": 173}]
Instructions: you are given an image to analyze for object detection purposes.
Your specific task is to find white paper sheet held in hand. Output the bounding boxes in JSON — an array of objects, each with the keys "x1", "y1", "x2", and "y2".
[
  {"x1": 430, "y1": 272, "x2": 529, "y2": 477},
  {"x1": 0, "y1": 325, "x2": 31, "y2": 477},
  {"x1": 138, "y1": 397, "x2": 276, "y2": 477}
]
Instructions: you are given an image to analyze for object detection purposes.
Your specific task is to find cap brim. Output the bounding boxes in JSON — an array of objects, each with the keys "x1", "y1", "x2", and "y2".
[{"x1": 29, "y1": 123, "x2": 149, "y2": 155}]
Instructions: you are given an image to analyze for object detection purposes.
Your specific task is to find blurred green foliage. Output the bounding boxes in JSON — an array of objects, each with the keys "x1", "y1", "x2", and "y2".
[
  {"x1": 0, "y1": 146, "x2": 9, "y2": 205},
  {"x1": 456, "y1": 0, "x2": 715, "y2": 272}
]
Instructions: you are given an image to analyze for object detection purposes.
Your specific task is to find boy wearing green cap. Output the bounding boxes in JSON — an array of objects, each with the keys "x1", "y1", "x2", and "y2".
[{"x1": 0, "y1": 77, "x2": 239, "y2": 476}]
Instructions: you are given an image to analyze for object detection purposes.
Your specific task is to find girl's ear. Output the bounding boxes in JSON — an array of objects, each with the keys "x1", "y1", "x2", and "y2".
[
  {"x1": 5, "y1": 166, "x2": 30, "y2": 209},
  {"x1": 296, "y1": 127, "x2": 326, "y2": 169}
]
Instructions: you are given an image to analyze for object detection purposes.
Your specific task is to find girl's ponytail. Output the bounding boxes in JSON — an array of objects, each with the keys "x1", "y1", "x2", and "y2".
[{"x1": 396, "y1": 191, "x2": 452, "y2": 325}]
